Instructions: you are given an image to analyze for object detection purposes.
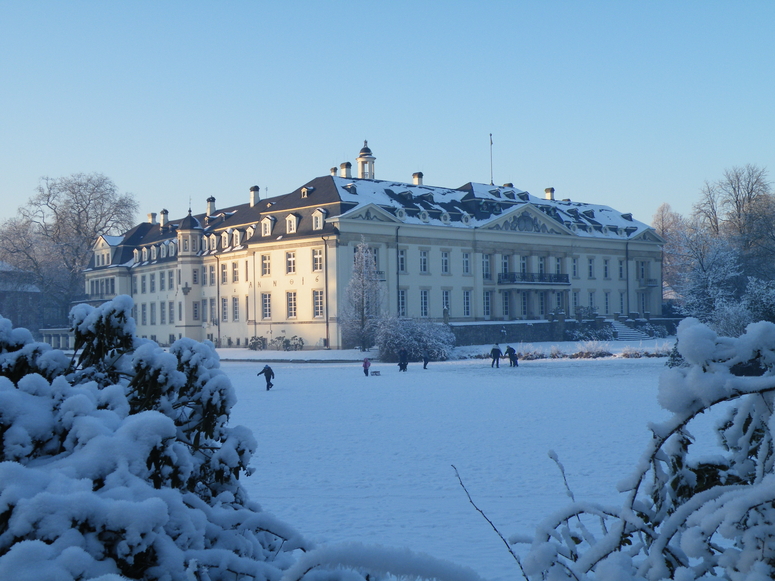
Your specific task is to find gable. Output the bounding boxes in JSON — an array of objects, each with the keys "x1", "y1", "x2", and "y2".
[
  {"x1": 483, "y1": 206, "x2": 570, "y2": 236},
  {"x1": 339, "y1": 203, "x2": 401, "y2": 223}
]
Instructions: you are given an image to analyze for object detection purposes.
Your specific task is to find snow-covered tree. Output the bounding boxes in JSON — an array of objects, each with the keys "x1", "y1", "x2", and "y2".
[
  {"x1": 514, "y1": 317, "x2": 775, "y2": 580},
  {"x1": 340, "y1": 239, "x2": 384, "y2": 350},
  {"x1": 0, "y1": 296, "x2": 306, "y2": 580},
  {"x1": 374, "y1": 316, "x2": 456, "y2": 362}
]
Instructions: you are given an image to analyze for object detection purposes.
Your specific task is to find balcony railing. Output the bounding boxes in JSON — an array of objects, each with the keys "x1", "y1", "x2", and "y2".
[{"x1": 497, "y1": 272, "x2": 570, "y2": 285}]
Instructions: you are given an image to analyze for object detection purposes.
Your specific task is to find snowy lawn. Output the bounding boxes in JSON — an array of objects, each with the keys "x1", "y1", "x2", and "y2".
[{"x1": 222, "y1": 340, "x2": 693, "y2": 581}]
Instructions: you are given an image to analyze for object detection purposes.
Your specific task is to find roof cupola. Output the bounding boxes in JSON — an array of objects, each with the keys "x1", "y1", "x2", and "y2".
[{"x1": 356, "y1": 140, "x2": 375, "y2": 179}]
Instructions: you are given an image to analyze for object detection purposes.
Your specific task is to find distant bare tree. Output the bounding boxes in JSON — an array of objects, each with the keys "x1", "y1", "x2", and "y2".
[
  {"x1": 0, "y1": 173, "x2": 138, "y2": 324},
  {"x1": 651, "y1": 203, "x2": 686, "y2": 294}
]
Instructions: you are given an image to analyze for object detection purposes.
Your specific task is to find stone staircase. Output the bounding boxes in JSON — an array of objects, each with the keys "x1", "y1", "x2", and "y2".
[{"x1": 610, "y1": 320, "x2": 652, "y2": 341}]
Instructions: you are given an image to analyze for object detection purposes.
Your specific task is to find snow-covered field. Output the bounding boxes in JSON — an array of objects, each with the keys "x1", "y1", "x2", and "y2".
[{"x1": 221, "y1": 340, "x2": 685, "y2": 581}]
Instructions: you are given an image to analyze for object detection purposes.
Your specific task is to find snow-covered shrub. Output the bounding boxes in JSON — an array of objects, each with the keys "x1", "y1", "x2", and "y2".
[
  {"x1": 549, "y1": 345, "x2": 565, "y2": 359},
  {"x1": 514, "y1": 317, "x2": 775, "y2": 580},
  {"x1": 620, "y1": 345, "x2": 643, "y2": 358},
  {"x1": 0, "y1": 297, "x2": 308, "y2": 580},
  {"x1": 708, "y1": 298, "x2": 753, "y2": 337},
  {"x1": 569, "y1": 341, "x2": 612, "y2": 359},
  {"x1": 374, "y1": 316, "x2": 455, "y2": 362},
  {"x1": 516, "y1": 343, "x2": 546, "y2": 361},
  {"x1": 565, "y1": 325, "x2": 615, "y2": 342}
]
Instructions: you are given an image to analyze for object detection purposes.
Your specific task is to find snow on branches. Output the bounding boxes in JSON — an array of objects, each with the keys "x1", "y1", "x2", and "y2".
[
  {"x1": 513, "y1": 317, "x2": 775, "y2": 580},
  {"x1": 0, "y1": 297, "x2": 307, "y2": 580}
]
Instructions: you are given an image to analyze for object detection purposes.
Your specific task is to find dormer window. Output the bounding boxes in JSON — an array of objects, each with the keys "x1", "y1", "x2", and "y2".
[
  {"x1": 395, "y1": 208, "x2": 407, "y2": 221},
  {"x1": 202, "y1": 237, "x2": 208, "y2": 252},
  {"x1": 247, "y1": 225, "x2": 255, "y2": 238},
  {"x1": 312, "y1": 208, "x2": 328, "y2": 230},
  {"x1": 233, "y1": 231, "x2": 240, "y2": 247},
  {"x1": 142, "y1": 248, "x2": 148, "y2": 262},
  {"x1": 286, "y1": 214, "x2": 299, "y2": 234},
  {"x1": 261, "y1": 216, "x2": 276, "y2": 237},
  {"x1": 161, "y1": 243, "x2": 167, "y2": 258},
  {"x1": 221, "y1": 232, "x2": 229, "y2": 248},
  {"x1": 210, "y1": 234, "x2": 217, "y2": 249},
  {"x1": 301, "y1": 186, "x2": 314, "y2": 198},
  {"x1": 169, "y1": 241, "x2": 176, "y2": 256},
  {"x1": 133, "y1": 249, "x2": 140, "y2": 263},
  {"x1": 151, "y1": 246, "x2": 157, "y2": 261},
  {"x1": 440, "y1": 212, "x2": 451, "y2": 225},
  {"x1": 419, "y1": 210, "x2": 430, "y2": 223}
]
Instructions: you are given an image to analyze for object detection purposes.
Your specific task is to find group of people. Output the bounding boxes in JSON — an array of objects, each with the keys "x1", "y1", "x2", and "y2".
[
  {"x1": 490, "y1": 343, "x2": 519, "y2": 368},
  {"x1": 260, "y1": 343, "x2": 518, "y2": 389}
]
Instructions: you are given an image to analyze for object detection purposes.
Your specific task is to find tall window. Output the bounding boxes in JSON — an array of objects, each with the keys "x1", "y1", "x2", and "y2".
[
  {"x1": 159, "y1": 271, "x2": 165, "y2": 291},
  {"x1": 233, "y1": 296, "x2": 239, "y2": 321},
  {"x1": 420, "y1": 289, "x2": 429, "y2": 317},
  {"x1": 287, "y1": 291, "x2": 297, "y2": 318},
  {"x1": 501, "y1": 255, "x2": 509, "y2": 274},
  {"x1": 169, "y1": 301, "x2": 174, "y2": 324},
  {"x1": 192, "y1": 302, "x2": 198, "y2": 321},
  {"x1": 441, "y1": 251, "x2": 450, "y2": 274},
  {"x1": 150, "y1": 303, "x2": 156, "y2": 325},
  {"x1": 556, "y1": 292, "x2": 563, "y2": 311},
  {"x1": 604, "y1": 259, "x2": 610, "y2": 279},
  {"x1": 555, "y1": 257, "x2": 562, "y2": 275},
  {"x1": 150, "y1": 273, "x2": 156, "y2": 292},
  {"x1": 573, "y1": 291, "x2": 579, "y2": 313},
  {"x1": 313, "y1": 290, "x2": 324, "y2": 318},
  {"x1": 419, "y1": 250, "x2": 428, "y2": 273},
  {"x1": 192, "y1": 269, "x2": 198, "y2": 285},
  {"x1": 639, "y1": 261, "x2": 648, "y2": 279},
  {"x1": 502, "y1": 292, "x2": 510, "y2": 318},
  {"x1": 221, "y1": 298, "x2": 228, "y2": 322},
  {"x1": 483, "y1": 291, "x2": 492, "y2": 317},
  {"x1": 232, "y1": 262, "x2": 239, "y2": 283},
  {"x1": 539, "y1": 292, "x2": 546, "y2": 316},
  {"x1": 572, "y1": 258, "x2": 578, "y2": 278},
  {"x1": 209, "y1": 265, "x2": 215, "y2": 285},
  {"x1": 397, "y1": 289, "x2": 407, "y2": 317},
  {"x1": 210, "y1": 298, "x2": 216, "y2": 323},
  {"x1": 620, "y1": 291, "x2": 626, "y2": 314},
  {"x1": 141, "y1": 275, "x2": 147, "y2": 294},
  {"x1": 262, "y1": 255, "x2": 271, "y2": 276},
  {"x1": 521, "y1": 292, "x2": 528, "y2": 316},
  {"x1": 482, "y1": 255, "x2": 492, "y2": 280},
  {"x1": 133, "y1": 276, "x2": 138, "y2": 294},
  {"x1": 521, "y1": 256, "x2": 528, "y2": 274},
  {"x1": 398, "y1": 249, "x2": 406, "y2": 273},
  {"x1": 604, "y1": 291, "x2": 610, "y2": 314},
  {"x1": 619, "y1": 260, "x2": 625, "y2": 279},
  {"x1": 312, "y1": 249, "x2": 323, "y2": 272},
  {"x1": 221, "y1": 263, "x2": 227, "y2": 284},
  {"x1": 588, "y1": 258, "x2": 595, "y2": 278},
  {"x1": 589, "y1": 291, "x2": 595, "y2": 309},
  {"x1": 462, "y1": 253, "x2": 470, "y2": 275},
  {"x1": 538, "y1": 257, "x2": 546, "y2": 275},
  {"x1": 169, "y1": 270, "x2": 174, "y2": 290},
  {"x1": 286, "y1": 251, "x2": 296, "y2": 274},
  {"x1": 463, "y1": 290, "x2": 471, "y2": 317},
  {"x1": 262, "y1": 293, "x2": 271, "y2": 319},
  {"x1": 160, "y1": 302, "x2": 166, "y2": 324},
  {"x1": 442, "y1": 290, "x2": 450, "y2": 313}
]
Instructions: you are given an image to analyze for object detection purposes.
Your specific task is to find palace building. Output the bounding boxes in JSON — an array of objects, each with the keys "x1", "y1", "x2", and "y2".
[{"x1": 84, "y1": 142, "x2": 664, "y2": 348}]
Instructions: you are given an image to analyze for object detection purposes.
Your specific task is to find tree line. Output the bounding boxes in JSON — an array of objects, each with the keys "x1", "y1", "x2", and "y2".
[{"x1": 653, "y1": 164, "x2": 775, "y2": 335}]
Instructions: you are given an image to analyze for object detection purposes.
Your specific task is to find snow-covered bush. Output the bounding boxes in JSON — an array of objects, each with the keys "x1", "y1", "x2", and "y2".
[
  {"x1": 374, "y1": 316, "x2": 455, "y2": 362},
  {"x1": 514, "y1": 317, "x2": 775, "y2": 580},
  {"x1": 569, "y1": 340, "x2": 612, "y2": 359},
  {"x1": 0, "y1": 296, "x2": 307, "y2": 580}
]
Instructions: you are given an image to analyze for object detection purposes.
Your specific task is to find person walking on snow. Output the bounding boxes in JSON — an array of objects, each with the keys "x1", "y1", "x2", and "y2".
[
  {"x1": 490, "y1": 344, "x2": 503, "y2": 368},
  {"x1": 422, "y1": 349, "x2": 430, "y2": 369},
  {"x1": 505, "y1": 345, "x2": 518, "y2": 367},
  {"x1": 362, "y1": 357, "x2": 371, "y2": 377},
  {"x1": 257, "y1": 364, "x2": 275, "y2": 390},
  {"x1": 398, "y1": 348, "x2": 409, "y2": 372}
]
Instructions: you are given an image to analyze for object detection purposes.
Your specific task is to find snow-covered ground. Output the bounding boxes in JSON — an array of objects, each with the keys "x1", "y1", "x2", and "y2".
[{"x1": 220, "y1": 339, "x2": 692, "y2": 581}]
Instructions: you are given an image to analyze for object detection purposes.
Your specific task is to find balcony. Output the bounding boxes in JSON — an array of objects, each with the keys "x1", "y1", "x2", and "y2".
[{"x1": 497, "y1": 272, "x2": 570, "y2": 285}]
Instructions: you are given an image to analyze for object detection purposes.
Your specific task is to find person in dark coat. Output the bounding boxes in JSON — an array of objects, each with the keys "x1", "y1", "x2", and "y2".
[
  {"x1": 422, "y1": 349, "x2": 430, "y2": 369},
  {"x1": 505, "y1": 345, "x2": 518, "y2": 367},
  {"x1": 362, "y1": 357, "x2": 371, "y2": 377},
  {"x1": 490, "y1": 344, "x2": 503, "y2": 368},
  {"x1": 398, "y1": 348, "x2": 408, "y2": 372},
  {"x1": 257, "y1": 364, "x2": 275, "y2": 390}
]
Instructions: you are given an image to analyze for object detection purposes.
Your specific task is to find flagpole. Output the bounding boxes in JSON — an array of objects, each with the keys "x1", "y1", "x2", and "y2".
[{"x1": 489, "y1": 133, "x2": 494, "y2": 185}]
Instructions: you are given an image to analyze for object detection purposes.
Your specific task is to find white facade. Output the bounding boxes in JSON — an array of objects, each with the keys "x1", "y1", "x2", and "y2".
[{"x1": 85, "y1": 145, "x2": 664, "y2": 348}]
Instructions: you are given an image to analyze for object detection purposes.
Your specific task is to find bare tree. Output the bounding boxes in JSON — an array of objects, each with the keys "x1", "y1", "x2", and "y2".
[
  {"x1": 0, "y1": 173, "x2": 138, "y2": 324},
  {"x1": 340, "y1": 238, "x2": 384, "y2": 350},
  {"x1": 651, "y1": 203, "x2": 686, "y2": 294}
]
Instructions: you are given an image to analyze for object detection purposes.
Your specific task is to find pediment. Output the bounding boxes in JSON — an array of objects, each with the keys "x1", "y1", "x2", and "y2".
[
  {"x1": 630, "y1": 229, "x2": 666, "y2": 244},
  {"x1": 340, "y1": 203, "x2": 400, "y2": 223},
  {"x1": 484, "y1": 205, "x2": 569, "y2": 236}
]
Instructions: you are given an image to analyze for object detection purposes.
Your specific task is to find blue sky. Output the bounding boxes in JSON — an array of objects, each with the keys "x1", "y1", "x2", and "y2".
[{"x1": 1, "y1": 1, "x2": 773, "y2": 227}]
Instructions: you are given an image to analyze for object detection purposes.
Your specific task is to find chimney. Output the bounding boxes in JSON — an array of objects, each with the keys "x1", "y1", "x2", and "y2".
[
  {"x1": 412, "y1": 172, "x2": 424, "y2": 186},
  {"x1": 330, "y1": 167, "x2": 337, "y2": 176},
  {"x1": 250, "y1": 185, "x2": 260, "y2": 207},
  {"x1": 159, "y1": 209, "x2": 168, "y2": 227},
  {"x1": 207, "y1": 196, "x2": 216, "y2": 216},
  {"x1": 545, "y1": 187, "x2": 555, "y2": 201},
  {"x1": 147, "y1": 212, "x2": 157, "y2": 224},
  {"x1": 339, "y1": 162, "x2": 352, "y2": 178}
]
